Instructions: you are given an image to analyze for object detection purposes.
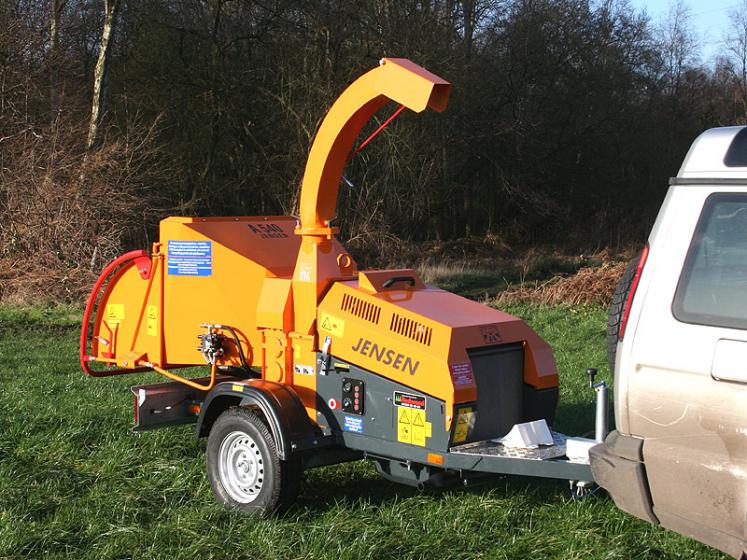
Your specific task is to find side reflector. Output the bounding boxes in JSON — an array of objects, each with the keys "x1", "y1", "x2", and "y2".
[
  {"x1": 427, "y1": 453, "x2": 444, "y2": 465},
  {"x1": 188, "y1": 403, "x2": 202, "y2": 415},
  {"x1": 620, "y1": 245, "x2": 649, "y2": 340}
]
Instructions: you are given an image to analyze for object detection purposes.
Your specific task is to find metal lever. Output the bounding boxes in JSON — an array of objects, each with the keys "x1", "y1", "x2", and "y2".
[
  {"x1": 318, "y1": 335, "x2": 332, "y2": 375},
  {"x1": 587, "y1": 367, "x2": 597, "y2": 388},
  {"x1": 587, "y1": 368, "x2": 608, "y2": 443}
]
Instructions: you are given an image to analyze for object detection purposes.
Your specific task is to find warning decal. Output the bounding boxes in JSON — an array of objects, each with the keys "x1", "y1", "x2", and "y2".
[
  {"x1": 299, "y1": 263, "x2": 312, "y2": 282},
  {"x1": 480, "y1": 324, "x2": 502, "y2": 344},
  {"x1": 453, "y1": 407, "x2": 475, "y2": 444},
  {"x1": 393, "y1": 391, "x2": 426, "y2": 410},
  {"x1": 449, "y1": 363, "x2": 475, "y2": 387},
  {"x1": 293, "y1": 364, "x2": 314, "y2": 376},
  {"x1": 146, "y1": 305, "x2": 158, "y2": 336},
  {"x1": 319, "y1": 312, "x2": 345, "y2": 337},
  {"x1": 397, "y1": 406, "x2": 432, "y2": 447},
  {"x1": 167, "y1": 240, "x2": 212, "y2": 276},
  {"x1": 105, "y1": 303, "x2": 124, "y2": 325}
]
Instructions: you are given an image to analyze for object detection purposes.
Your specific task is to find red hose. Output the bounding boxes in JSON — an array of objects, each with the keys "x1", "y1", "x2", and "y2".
[{"x1": 79, "y1": 250, "x2": 149, "y2": 377}]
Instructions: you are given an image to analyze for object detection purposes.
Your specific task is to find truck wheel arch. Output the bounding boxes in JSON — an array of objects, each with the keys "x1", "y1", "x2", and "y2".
[{"x1": 196, "y1": 381, "x2": 315, "y2": 460}]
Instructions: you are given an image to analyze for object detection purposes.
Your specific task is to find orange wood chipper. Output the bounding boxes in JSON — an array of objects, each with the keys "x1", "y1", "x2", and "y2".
[{"x1": 80, "y1": 58, "x2": 594, "y2": 515}]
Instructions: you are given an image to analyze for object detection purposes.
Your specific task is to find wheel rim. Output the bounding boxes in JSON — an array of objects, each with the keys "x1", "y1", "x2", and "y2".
[{"x1": 218, "y1": 430, "x2": 265, "y2": 503}]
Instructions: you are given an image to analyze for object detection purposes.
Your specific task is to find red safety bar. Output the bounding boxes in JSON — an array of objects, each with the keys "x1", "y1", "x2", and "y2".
[
  {"x1": 347, "y1": 104, "x2": 406, "y2": 162},
  {"x1": 80, "y1": 250, "x2": 151, "y2": 377}
]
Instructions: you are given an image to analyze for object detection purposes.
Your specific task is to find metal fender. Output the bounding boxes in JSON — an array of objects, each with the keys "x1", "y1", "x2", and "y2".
[{"x1": 196, "y1": 379, "x2": 317, "y2": 460}]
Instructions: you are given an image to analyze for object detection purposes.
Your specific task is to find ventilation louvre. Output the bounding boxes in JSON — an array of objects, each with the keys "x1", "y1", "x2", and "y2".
[
  {"x1": 389, "y1": 313, "x2": 432, "y2": 346},
  {"x1": 341, "y1": 293, "x2": 381, "y2": 324}
]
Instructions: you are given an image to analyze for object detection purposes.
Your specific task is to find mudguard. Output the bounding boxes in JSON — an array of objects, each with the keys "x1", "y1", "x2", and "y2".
[{"x1": 196, "y1": 379, "x2": 319, "y2": 460}]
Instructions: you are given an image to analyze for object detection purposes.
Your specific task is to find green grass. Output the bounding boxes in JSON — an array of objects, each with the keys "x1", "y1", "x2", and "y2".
[{"x1": 0, "y1": 301, "x2": 726, "y2": 560}]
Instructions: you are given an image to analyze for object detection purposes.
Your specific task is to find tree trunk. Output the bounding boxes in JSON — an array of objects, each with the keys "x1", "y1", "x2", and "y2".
[
  {"x1": 462, "y1": 0, "x2": 475, "y2": 60},
  {"x1": 49, "y1": 0, "x2": 66, "y2": 124},
  {"x1": 86, "y1": 0, "x2": 121, "y2": 151}
]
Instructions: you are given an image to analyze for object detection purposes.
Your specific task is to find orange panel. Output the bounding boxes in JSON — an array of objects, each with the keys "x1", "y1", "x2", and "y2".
[
  {"x1": 256, "y1": 278, "x2": 293, "y2": 330},
  {"x1": 159, "y1": 217, "x2": 299, "y2": 368},
  {"x1": 317, "y1": 278, "x2": 558, "y2": 431}
]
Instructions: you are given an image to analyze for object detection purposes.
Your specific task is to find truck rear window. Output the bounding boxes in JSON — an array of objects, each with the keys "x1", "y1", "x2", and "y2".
[{"x1": 673, "y1": 193, "x2": 747, "y2": 329}]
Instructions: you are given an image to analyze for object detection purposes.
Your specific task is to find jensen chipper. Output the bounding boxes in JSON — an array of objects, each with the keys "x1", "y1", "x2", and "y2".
[{"x1": 80, "y1": 59, "x2": 594, "y2": 514}]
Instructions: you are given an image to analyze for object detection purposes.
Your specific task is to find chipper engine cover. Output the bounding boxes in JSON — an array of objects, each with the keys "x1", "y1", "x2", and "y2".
[{"x1": 80, "y1": 58, "x2": 565, "y2": 513}]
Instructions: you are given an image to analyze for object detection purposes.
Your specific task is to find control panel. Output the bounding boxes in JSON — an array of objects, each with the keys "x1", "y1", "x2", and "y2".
[{"x1": 341, "y1": 378, "x2": 364, "y2": 415}]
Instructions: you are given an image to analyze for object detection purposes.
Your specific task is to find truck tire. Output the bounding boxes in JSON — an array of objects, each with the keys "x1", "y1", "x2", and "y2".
[
  {"x1": 607, "y1": 256, "x2": 639, "y2": 376},
  {"x1": 207, "y1": 406, "x2": 301, "y2": 516}
]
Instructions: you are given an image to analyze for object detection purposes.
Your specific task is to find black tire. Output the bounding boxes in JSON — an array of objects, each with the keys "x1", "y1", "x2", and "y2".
[
  {"x1": 206, "y1": 406, "x2": 301, "y2": 516},
  {"x1": 607, "y1": 256, "x2": 639, "y2": 376}
]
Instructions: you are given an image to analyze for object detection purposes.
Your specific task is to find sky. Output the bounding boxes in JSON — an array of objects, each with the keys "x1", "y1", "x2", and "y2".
[{"x1": 628, "y1": 0, "x2": 737, "y2": 62}]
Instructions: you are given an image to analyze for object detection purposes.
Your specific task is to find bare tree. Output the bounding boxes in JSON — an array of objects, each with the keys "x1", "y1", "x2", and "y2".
[
  {"x1": 49, "y1": 0, "x2": 67, "y2": 123},
  {"x1": 2, "y1": 0, "x2": 737, "y2": 303},
  {"x1": 86, "y1": 0, "x2": 121, "y2": 151},
  {"x1": 724, "y1": 0, "x2": 747, "y2": 121},
  {"x1": 658, "y1": 0, "x2": 698, "y2": 96},
  {"x1": 463, "y1": 0, "x2": 476, "y2": 57}
]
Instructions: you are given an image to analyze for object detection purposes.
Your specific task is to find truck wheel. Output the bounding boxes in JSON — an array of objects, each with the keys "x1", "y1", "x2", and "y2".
[
  {"x1": 206, "y1": 406, "x2": 301, "y2": 516},
  {"x1": 606, "y1": 255, "x2": 639, "y2": 375}
]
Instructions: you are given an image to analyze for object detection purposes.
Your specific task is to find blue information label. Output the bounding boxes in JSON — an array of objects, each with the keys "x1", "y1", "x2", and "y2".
[
  {"x1": 167, "y1": 240, "x2": 212, "y2": 276},
  {"x1": 343, "y1": 415, "x2": 364, "y2": 434}
]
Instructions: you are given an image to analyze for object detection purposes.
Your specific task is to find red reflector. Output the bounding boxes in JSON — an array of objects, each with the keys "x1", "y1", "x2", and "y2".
[
  {"x1": 619, "y1": 244, "x2": 649, "y2": 339},
  {"x1": 188, "y1": 403, "x2": 201, "y2": 415},
  {"x1": 133, "y1": 393, "x2": 139, "y2": 425}
]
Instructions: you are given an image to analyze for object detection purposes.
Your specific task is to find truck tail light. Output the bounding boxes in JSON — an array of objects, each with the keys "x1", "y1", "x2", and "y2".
[{"x1": 619, "y1": 244, "x2": 649, "y2": 340}]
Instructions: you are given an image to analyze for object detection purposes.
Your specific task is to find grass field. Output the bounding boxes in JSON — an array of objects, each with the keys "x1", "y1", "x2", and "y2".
[{"x1": 0, "y1": 299, "x2": 727, "y2": 560}]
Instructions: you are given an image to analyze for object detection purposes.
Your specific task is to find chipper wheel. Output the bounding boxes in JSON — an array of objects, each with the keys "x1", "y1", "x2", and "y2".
[{"x1": 207, "y1": 407, "x2": 301, "y2": 516}]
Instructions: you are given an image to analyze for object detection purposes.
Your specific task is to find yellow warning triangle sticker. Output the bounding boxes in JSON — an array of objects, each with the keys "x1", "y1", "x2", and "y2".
[
  {"x1": 398, "y1": 408, "x2": 410, "y2": 424},
  {"x1": 413, "y1": 413, "x2": 424, "y2": 427},
  {"x1": 321, "y1": 317, "x2": 331, "y2": 330}
]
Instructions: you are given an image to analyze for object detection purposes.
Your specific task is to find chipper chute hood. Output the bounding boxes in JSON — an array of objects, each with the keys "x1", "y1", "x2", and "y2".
[{"x1": 297, "y1": 57, "x2": 450, "y2": 234}]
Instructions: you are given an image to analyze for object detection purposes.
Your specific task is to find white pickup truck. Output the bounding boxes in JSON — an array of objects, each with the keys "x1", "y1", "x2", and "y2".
[{"x1": 591, "y1": 126, "x2": 747, "y2": 559}]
